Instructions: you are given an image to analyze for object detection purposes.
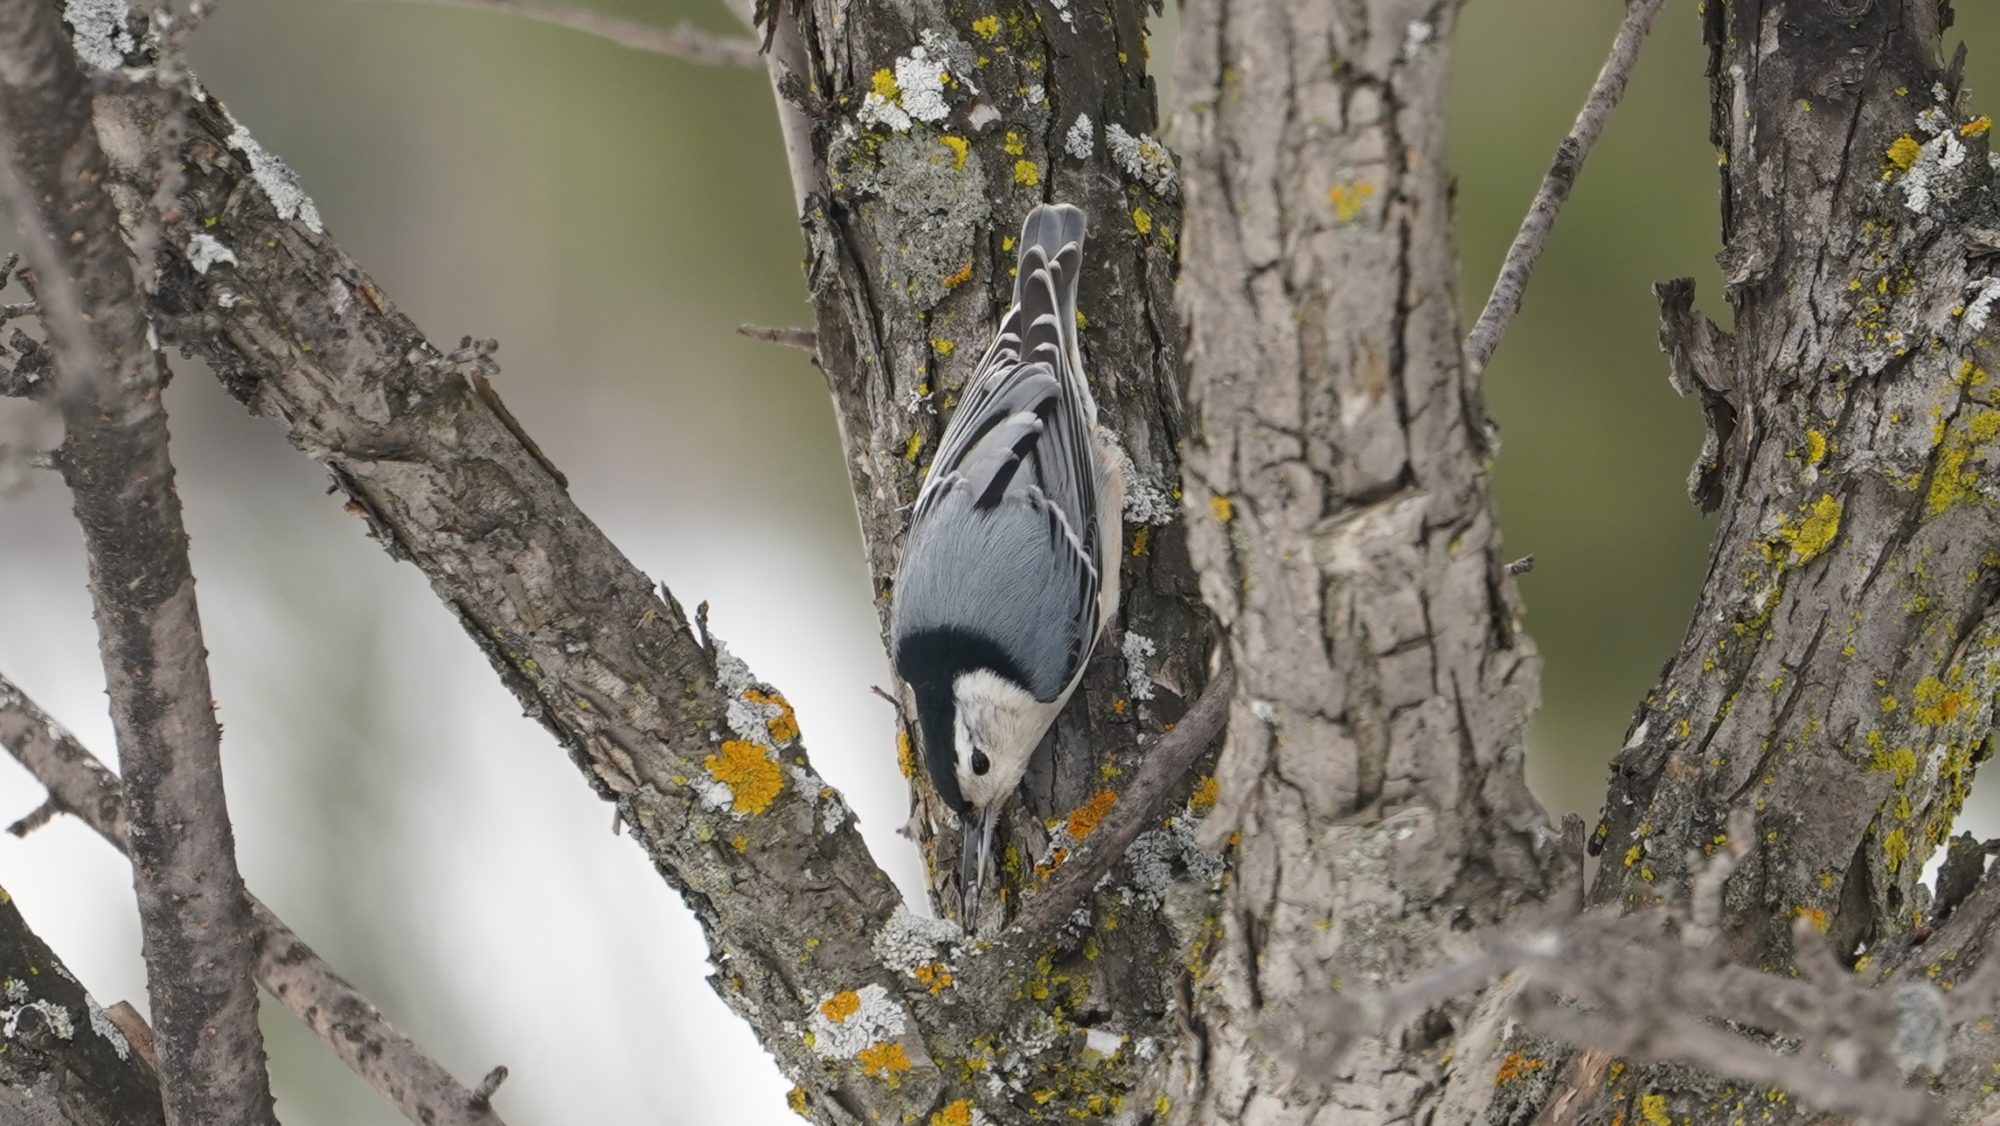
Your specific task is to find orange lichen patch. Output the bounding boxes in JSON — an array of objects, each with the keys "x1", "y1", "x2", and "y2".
[
  {"x1": 1130, "y1": 526, "x2": 1150, "y2": 556},
  {"x1": 1963, "y1": 115, "x2": 1993, "y2": 138},
  {"x1": 745, "y1": 688, "x2": 800, "y2": 744},
  {"x1": 1035, "y1": 846, "x2": 1070, "y2": 878},
  {"x1": 1209, "y1": 494, "x2": 1234, "y2": 522},
  {"x1": 1913, "y1": 675, "x2": 1965, "y2": 725},
  {"x1": 857, "y1": 1041, "x2": 912, "y2": 1079},
  {"x1": 896, "y1": 731, "x2": 918, "y2": 778},
  {"x1": 1112, "y1": 698, "x2": 1128, "y2": 716},
  {"x1": 1067, "y1": 789, "x2": 1119, "y2": 840},
  {"x1": 820, "y1": 990, "x2": 862, "y2": 1023},
  {"x1": 705, "y1": 740, "x2": 784, "y2": 814},
  {"x1": 943, "y1": 260, "x2": 973, "y2": 288},
  {"x1": 1795, "y1": 905, "x2": 1829, "y2": 933},
  {"x1": 932, "y1": 1099, "x2": 975, "y2": 1126},
  {"x1": 1329, "y1": 181, "x2": 1376, "y2": 223},
  {"x1": 1494, "y1": 1052, "x2": 1545, "y2": 1084},
  {"x1": 1191, "y1": 774, "x2": 1220, "y2": 813},
  {"x1": 913, "y1": 961, "x2": 954, "y2": 994}
]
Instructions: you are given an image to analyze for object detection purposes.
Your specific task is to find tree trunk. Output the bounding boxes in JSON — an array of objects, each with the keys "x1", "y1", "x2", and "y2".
[{"x1": 1167, "y1": 0, "x2": 1560, "y2": 1119}]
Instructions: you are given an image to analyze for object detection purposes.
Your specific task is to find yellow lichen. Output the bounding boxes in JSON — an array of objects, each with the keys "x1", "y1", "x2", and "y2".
[
  {"x1": 1887, "y1": 134, "x2": 1922, "y2": 170},
  {"x1": 1913, "y1": 674, "x2": 1964, "y2": 725},
  {"x1": 932, "y1": 1099, "x2": 975, "y2": 1126},
  {"x1": 970, "y1": 14, "x2": 1000, "y2": 40},
  {"x1": 1004, "y1": 130, "x2": 1026, "y2": 155},
  {"x1": 1130, "y1": 526, "x2": 1150, "y2": 556},
  {"x1": 1191, "y1": 774, "x2": 1220, "y2": 813},
  {"x1": 1329, "y1": 181, "x2": 1376, "y2": 223},
  {"x1": 857, "y1": 1041, "x2": 912, "y2": 1080},
  {"x1": 1013, "y1": 159, "x2": 1041, "y2": 186},
  {"x1": 1495, "y1": 1052, "x2": 1545, "y2": 1084},
  {"x1": 1795, "y1": 905, "x2": 1829, "y2": 932},
  {"x1": 820, "y1": 990, "x2": 862, "y2": 1022},
  {"x1": 704, "y1": 740, "x2": 784, "y2": 814},
  {"x1": 896, "y1": 730, "x2": 917, "y2": 778},
  {"x1": 745, "y1": 688, "x2": 799, "y2": 744},
  {"x1": 1067, "y1": 789, "x2": 1118, "y2": 839},
  {"x1": 1774, "y1": 494, "x2": 1843, "y2": 562},
  {"x1": 1884, "y1": 825, "x2": 1910, "y2": 872},
  {"x1": 1964, "y1": 115, "x2": 1993, "y2": 138},
  {"x1": 940, "y1": 134, "x2": 970, "y2": 170},
  {"x1": 1132, "y1": 206, "x2": 1153, "y2": 235},
  {"x1": 788, "y1": 1086, "x2": 810, "y2": 1117},
  {"x1": 1209, "y1": 495, "x2": 1234, "y2": 522},
  {"x1": 912, "y1": 962, "x2": 955, "y2": 995},
  {"x1": 905, "y1": 430, "x2": 925, "y2": 463},
  {"x1": 931, "y1": 338, "x2": 955, "y2": 356},
  {"x1": 1804, "y1": 428, "x2": 1828, "y2": 466},
  {"x1": 871, "y1": 68, "x2": 899, "y2": 99},
  {"x1": 1871, "y1": 744, "x2": 1920, "y2": 786}
]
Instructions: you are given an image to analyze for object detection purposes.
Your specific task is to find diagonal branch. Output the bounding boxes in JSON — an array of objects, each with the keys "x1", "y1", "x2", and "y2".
[
  {"x1": 0, "y1": 2, "x2": 276, "y2": 1121},
  {"x1": 1008, "y1": 663, "x2": 1233, "y2": 935},
  {"x1": 368, "y1": 0, "x2": 762, "y2": 67},
  {"x1": 0, "y1": 672, "x2": 512, "y2": 1126},
  {"x1": 1463, "y1": 0, "x2": 1671, "y2": 374},
  {"x1": 0, "y1": 876, "x2": 165, "y2": 1125}
]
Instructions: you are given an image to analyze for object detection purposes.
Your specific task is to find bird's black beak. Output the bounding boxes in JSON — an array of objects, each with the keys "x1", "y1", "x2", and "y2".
[{"x1": 960, "y1": 806, "x2": 998, "y2": 934}]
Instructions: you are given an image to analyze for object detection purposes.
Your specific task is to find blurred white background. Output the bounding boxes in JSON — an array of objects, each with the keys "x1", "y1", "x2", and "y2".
[{"x1": 3, "y1": 2, "x2": 1998, "y2": 1123}]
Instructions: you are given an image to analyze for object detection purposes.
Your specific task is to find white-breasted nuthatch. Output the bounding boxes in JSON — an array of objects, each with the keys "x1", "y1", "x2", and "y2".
[{"x1": 891, "y1": 203, "x2": 1122, "y2": 931}]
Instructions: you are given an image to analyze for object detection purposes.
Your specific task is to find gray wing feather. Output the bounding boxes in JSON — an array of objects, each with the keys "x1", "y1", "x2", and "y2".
[{"x1": 899, "y1": 204, "x2": 1104, "y2": 699}]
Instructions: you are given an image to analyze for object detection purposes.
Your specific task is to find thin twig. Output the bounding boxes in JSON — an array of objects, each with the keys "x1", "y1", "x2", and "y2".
[
  {"x1": 364, "y1": 0, "x2": 762, "y2": 67},
  {"x1": 0, "y1": 672, "x2": 513, "y2": 1126},
  {"x1": 738, "y1": 323, "x2": 818, "y2": 352},
  {"x1": 1008, "y1": 663, "x2": 1234, "y2": 935},
  {"x1": 1462, "y1": 0, "x2": 1670, "y2": 374},
  {"x1": 0, "y1": 3, "x2": 278, "y2": 1119}
]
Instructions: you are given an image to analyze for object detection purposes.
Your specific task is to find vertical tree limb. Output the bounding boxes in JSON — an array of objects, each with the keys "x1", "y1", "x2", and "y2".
[
  {"x1": 0, "y1": 1, "x2": 275, "y2": 1120},
  {"x1": 1170, "y1": 0, "x2": 1557, "y2": 1118},
  {"x1": 0, "y1": 673, "x2": 513, "y2": 1126}
]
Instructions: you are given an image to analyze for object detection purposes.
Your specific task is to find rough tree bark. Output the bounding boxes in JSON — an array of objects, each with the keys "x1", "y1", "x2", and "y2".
[
  {"x1": 0, "y1": 0, "x2": 276, "y2": 1121},
  {"x1": 0, "y1": 882, "x2": 164, "y2": 1126},
  {"x1": 18, "y1": 0, "x2": 2000, "y2": 1123},
  {"x1": 1167, "y1": 0, "x2": 1560, "y2": 1119}
]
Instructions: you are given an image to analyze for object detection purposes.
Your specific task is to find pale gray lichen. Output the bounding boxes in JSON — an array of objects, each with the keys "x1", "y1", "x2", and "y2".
[
  {"x1": 1402, "y1": 20, "x2": 1434, "y2": 58},
  {"x1": 1105, "y1": 124, "x2": 1178, "y2": 197},
  {"x1": 1125, "y1": 814, "x2": 1224, "y2": 906},
  {"x1": 1965, "y1": 277, "x2": 2000, "y2": 332},
  {"x1": 85, "y1": 996, "x2": 130, "y2": 1059},
  {"x1": 1064, "y1": 114, "x2": 1094, "y2": 161},
  {"x1": 186, "y1": 233, "x2": 238, "y2": 275},
  {"x1": 839, "y1": 130, "x2": 989, "y2": 309},
  {"x1": 1025, "y1": 83, "x2": 1046, "y2": 106},
  {"x1": 805, "y1": 983, "x2": 907, "y2": 1060},
  {"x1": 1083, "y1": 1026, "x2": 1123, "y2": 1058},
  {"x1": 786, "y1": 764, "x2": 850, "y2": 833},
  {"x1": 859, "y1": 93, "x2": 914, "y2": 132},
  {"x1": 2, "y1": 978, "x2": 76, "y2": 1042},
  {"x1": 1120, "y1": 631, "x2": 1157, "y2": 701},
  {"x1": 712, "y1": 641, "x2": 792, "y2": 750},
  {"x1": 1103, "y1": 432, "x2": 1177, "y2": 526},
  {"x1": 871, "y1": 905, "x2": 963, "y2": 973},
  {"x1": 64, "y1": 0, "x2": 135, "y2": 72},
  {"x1": 225, "y1": 123, "x2": 325, "y2": 234},
  {"x1": 860, "y1": 43, "x2": 955, "y2": 133}
]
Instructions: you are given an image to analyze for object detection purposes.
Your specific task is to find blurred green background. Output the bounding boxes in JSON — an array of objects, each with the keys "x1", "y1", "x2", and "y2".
[{"x1": 1, "y1": 2, "x2": 1997, "y2": 1123}]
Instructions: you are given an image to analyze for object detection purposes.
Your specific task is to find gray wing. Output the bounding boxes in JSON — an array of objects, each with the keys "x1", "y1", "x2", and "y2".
[{"x1": 900, "y1": 206, "x2": 1101, "y2": 699}]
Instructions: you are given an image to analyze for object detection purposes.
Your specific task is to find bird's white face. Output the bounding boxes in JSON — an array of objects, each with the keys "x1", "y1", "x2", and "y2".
[{"x1": 952, "y1": 669, "x2": 1058, "y2": 811}]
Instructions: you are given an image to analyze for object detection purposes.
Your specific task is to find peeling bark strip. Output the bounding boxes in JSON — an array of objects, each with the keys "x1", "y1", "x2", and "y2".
[
  {"x1": 0, "y1": 673, "x2": 514, "y2": 1126},
  {"x1": 0, "y1": 882, "x2": 165, "y2": 1126},
  {"x1": 0, "y1": 2, "x2": 277, "y2": 1123},
  {"x1": 1170, "y1": 0, "x2": 1558, "y2": 1119}
]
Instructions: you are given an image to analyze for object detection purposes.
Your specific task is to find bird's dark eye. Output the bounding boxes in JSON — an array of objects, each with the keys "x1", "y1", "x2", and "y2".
[{"x1": 970, "y1": 749, "x2": 991, "y2": 775}]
